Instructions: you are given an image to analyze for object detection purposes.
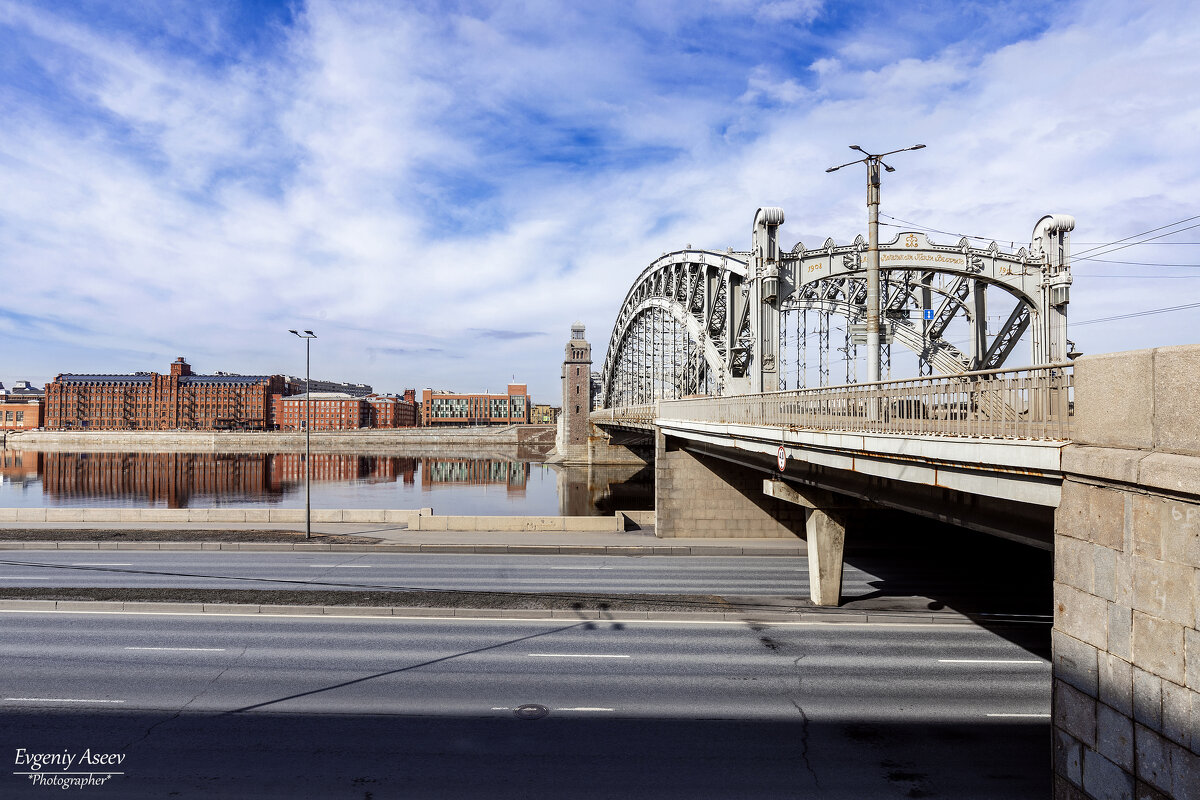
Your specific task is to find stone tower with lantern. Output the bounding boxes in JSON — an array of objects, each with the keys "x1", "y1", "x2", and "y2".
[{"x1": 557, "y1": 322, "x2": 593, "y2": 464}]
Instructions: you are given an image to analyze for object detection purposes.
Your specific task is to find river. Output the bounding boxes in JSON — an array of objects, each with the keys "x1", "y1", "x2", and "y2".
[{"x1": 0, "y1": 450, "x2": 652, "y2": 516}]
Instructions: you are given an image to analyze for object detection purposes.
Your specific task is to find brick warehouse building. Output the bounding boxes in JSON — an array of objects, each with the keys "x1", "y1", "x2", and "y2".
[
  {"x1": 45, "y1": 358, "x2": 287, "y2": 431},
  {"x1": 271, "y1": 390, "x2": 418, "y2": 431},
  {"x1": 421, "y1": 384, "x2": 530, "y2": 426}
]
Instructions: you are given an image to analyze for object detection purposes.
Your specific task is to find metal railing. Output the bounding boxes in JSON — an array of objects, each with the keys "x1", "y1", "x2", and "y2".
[
  {"x1": 608, "y1": 364, "x2": 1074, "y2": 441},
  {"x1": 590, "y1": 403, "x2": 657, "y2": 426}
]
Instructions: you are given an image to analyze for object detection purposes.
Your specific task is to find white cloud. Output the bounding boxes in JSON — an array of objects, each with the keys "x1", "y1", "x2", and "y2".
[{"x1": 0, "y1": 0, "x2": 1198, "y2": 399}]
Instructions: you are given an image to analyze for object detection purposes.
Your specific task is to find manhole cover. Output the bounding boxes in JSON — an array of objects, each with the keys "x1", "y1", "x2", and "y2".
[{"x1": 514, "y1": 704, "x2": 549, "y2": 720}]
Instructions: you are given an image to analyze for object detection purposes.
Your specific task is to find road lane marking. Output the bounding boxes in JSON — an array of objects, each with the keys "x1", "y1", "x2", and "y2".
[
  {"x1": 528, "y1": 653, "x2": 630, "y2": 659},
  {"x1": 306, "y1": 565, "x2": 373, "y2": 568},
  {"x1": 986, "y1": 713, "x2": 1050, "y2": 718},
  {"x1": 0, "y1": 577, "x2": 52, "y2": 580},
  {"x1": 938, "y1": 659, "x2": 1045, "y2": 664},
  {"x1": 124, "y1": 647, "x2": 226, "y2": 652},
  {"x1": 5, "y1": 697, "x2": 124, "y2": 704},
  {"x1": 70, "y1": 563, "x2": 132, "y2": 566},
  {"x1": 554, "y1": 707, "x2": 614, "y2": 712}
]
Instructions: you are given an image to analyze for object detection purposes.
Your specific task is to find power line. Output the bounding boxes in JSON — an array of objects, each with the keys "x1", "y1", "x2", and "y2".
[
  {"x1": 1071, "y1": 301, "x2": 1200, "y2": 327},
  {"x1": 1071, "y1": 214, "x2": 1200, "y2": 258},
  {"x1": 1074, "y1": 221, "x2": 1200, "y2": 262}
]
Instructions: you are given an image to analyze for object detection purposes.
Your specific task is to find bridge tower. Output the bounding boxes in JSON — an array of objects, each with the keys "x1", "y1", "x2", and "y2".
[{"x1": 557, "y1": 322, "x2": 593, "y2": 463}]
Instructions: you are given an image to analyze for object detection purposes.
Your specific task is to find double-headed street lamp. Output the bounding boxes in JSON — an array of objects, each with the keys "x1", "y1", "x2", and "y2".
[
  {"x1": 288, "y1": 329, "x2": 317, "y2": 539},
  {"x1": 826, "y1": 143, "x2": 925, "y2": 384}
]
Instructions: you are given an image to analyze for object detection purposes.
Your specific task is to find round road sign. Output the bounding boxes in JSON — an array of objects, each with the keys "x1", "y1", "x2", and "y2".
[{"x1": 777, "y1": 445, "x2": 787, "y2": 472}]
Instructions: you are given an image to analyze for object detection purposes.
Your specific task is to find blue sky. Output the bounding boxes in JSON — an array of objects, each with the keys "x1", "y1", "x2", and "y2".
[{"x1": 1, "y1": 0, "x2": 1198, "y2": 402}]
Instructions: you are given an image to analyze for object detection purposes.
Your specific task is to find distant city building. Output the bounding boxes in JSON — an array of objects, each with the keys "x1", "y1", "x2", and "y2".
[
  {"x1": 0, "y1": 381, "x2": 44, "y2": 431},
  {"x1": 284, "y1": 377, "x2": 373, "y2": 397},
  {"x1": 271, "y1": 390, "x2": 418, "y2": 431},
  {"x1": 590, "y1": 371, "x2": 603, "y2": 411},
  {"x1": 366, "y1": 390, "x2": 419, "y2": 428},
  {"x1": 45, "y1": 358, "x2": 287, "y2": 431},
  {"x1": 530, "y1": 403, "x2": 560, "y2": 424},
  {"x1": 421, "y1": 384, "x2": 531, "y2": 426}
]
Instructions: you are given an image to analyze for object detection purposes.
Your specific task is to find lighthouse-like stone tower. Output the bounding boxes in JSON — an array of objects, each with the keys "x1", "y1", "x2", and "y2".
[{"x1": 556, "y1": 322, "x2": 593, "y2": 464}]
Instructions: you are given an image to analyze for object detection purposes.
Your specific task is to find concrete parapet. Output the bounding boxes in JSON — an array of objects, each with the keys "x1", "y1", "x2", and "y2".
[{"x1": 1054, "y1": 343, "x2": 1200, "y2": 800}]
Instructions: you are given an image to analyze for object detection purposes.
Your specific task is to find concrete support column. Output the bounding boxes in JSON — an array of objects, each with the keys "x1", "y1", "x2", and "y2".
[
  {"x1": 764, "y1": 478, "x2": 851, "y2": 607},
  {"x1": 806, "y1": 507, "x2": 846, "y2": 607}
]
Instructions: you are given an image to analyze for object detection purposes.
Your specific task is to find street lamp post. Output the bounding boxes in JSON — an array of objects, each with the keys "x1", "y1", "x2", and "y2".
[
  {"x1": 288, "y1": 329, "x2": 317, "y2": 539},
  {"x1": 826, "y1": 143, "x2": 925, "y2": 383}
]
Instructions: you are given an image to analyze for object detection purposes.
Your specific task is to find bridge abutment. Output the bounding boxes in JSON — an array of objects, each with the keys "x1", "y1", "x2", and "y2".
[
  {"x1": 655, "y1": 432, "x2": 805, "y2": 539},
  {"x1": 1052, "y1": 345, "x2": 1200, "y2": 800}
]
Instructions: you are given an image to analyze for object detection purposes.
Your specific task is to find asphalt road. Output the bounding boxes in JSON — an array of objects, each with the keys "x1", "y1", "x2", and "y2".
[
  {"x1": 0, "y1": 549, "x2": 1051, "y2": 616},
  {"x1": 0, "y1": 610, "x2": 1050, "y2": 798}
]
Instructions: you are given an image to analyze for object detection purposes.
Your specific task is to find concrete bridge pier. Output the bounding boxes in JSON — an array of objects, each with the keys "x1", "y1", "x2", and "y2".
[
  {"x1": 763, "y1": 479, "x2": 856, "y2": 607},
  {"x1": 655, "y1": 431, "x2": 859, "y2": 606}
]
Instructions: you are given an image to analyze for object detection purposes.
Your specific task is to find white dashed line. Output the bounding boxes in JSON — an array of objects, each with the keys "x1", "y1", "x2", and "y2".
[
  {"x1": 5, "y1": 697, "x2": 124, "y2": 704},
  {"x1": 554, "y1": 707, "x2": 614, "y2": 712},
  {"x1": 986, "y1": 713, "x2": 1050, "y2": 718},
  {"x1": 528, "y1": 653, "x2": 630, "y2": 659},
  {"x1": 124, "y1": 647, "x2": 226, "y2": 652}
]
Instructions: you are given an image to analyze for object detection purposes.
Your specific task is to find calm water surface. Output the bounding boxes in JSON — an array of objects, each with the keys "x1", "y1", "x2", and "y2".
[{"x1": 0, "y1": 450, "x2": 651, "y2": 516}]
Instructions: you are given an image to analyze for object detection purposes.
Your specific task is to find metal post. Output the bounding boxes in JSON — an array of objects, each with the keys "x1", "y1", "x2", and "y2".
[
  {"x1": 826, "y1": 143, "x2": 925, "y2": 383},
  {"x1": 288, "y1": 329, "x2": 317, "y2": 539},
  {"x1": 866, "y1": 160, "x2": 881, "y2": 383}
]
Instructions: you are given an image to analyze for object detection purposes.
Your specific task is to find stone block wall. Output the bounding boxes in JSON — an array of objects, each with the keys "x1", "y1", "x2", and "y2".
[
  {"x1": 655, "y1": 432, "x2": 805, "y2": 539},
  {"x1": 1053, "y1": 345, "x2": 1200, "y2": 800}
]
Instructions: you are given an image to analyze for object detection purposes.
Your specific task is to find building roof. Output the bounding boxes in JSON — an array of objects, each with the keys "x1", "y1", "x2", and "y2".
[
  {"x1": 55, "y1": 374, "x2": 275, "y2": 385},
  {"x1": 280, "y1": 392, "x2": 362, "y2": 402}
]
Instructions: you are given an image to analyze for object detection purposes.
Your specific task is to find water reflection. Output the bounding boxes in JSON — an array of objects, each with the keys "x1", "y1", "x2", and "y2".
[{"x1": 0, "y1": 450, "x2": 651, "y2": 516}]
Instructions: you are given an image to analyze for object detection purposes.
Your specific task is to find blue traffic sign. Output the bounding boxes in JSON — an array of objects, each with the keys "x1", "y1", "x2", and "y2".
[{"x1": 923, "y1": 309, "x2": 935, "y2": 321}]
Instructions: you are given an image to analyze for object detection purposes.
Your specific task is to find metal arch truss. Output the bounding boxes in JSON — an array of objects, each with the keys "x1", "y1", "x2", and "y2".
[
  {"x1": 599, "y1": 249, "x2": 752, "y2": 408},
  {"x1": 598, "y1": 211, "x2": 1075, "y2": 407}
]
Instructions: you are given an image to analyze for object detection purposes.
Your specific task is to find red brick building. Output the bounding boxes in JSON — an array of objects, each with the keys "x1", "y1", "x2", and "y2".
[
  {"x1": 421, "y1": 384, "x2": 531, "y2": 426},
  {"x1": 271, "y1": 390, "x2": 418, "y2": 431},
  {"x1": 45, "y1": 358, "x2": 287, "y2": 431},
  {"x1": 0, "y1": 381, "x2": 45, "y2": 431}
]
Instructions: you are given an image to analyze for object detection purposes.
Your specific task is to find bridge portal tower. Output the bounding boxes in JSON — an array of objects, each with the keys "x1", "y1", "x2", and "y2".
[{"x1": 557, "y1": 322, "x2": 593, "y2": 463}]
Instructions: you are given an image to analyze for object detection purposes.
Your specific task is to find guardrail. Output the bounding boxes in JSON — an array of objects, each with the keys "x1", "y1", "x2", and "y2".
[
  {"x1": 605, "y1": 363, "x2": 1074, "y2": 441},
  {"x1": 590, "y1": 404, "x2": 657, "y2": 426}
]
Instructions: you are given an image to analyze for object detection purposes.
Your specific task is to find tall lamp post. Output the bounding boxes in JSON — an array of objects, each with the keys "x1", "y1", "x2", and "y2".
[
  {"x1": 288, "y1": 329, "x2": 317, "y2": 539},
  {"x1": 826, "y1": 143, "x2": 925, "y2": 383}
]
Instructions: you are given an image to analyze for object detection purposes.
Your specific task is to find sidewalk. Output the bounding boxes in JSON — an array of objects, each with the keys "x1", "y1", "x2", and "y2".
[{"x1": 0, "y1": 519, "x2": 807, "y2": 556}]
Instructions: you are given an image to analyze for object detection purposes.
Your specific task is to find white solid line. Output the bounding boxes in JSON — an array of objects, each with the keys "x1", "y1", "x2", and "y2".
[
  {"x1": 70, "y1": 563, "x2": 132, "y2": 566},
  {"x1": 124, "y1": 647, "x2": 226, "y2": 652},
  {"x1": 986, "y1": 713, "x2": 1050, "y2": 718},
  {"x1": 554, "y1": 707, "x2": 614, "y2": 712},
  {"x1": 528, "y1": 653, "x2": 630, "y2": 659},
  {"x1": 938, "y1": 659, "x2": 1045, "y2": 664},
  {"x1": 0, "y1": 577, "x2": 52, "y2": 580},
  {"x1": 5, "y1": 697, "x2": 124, "y2": 704},
  {"x1": 307, "y1": 565, "x2": 373, "y2": 568}
]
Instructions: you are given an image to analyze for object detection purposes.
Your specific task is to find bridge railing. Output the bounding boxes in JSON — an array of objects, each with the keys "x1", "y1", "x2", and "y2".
[
  {"x1": 654, "y1": 363, "x2": 1074, "y2": 441},
  {"x1": 590, "y1": 403, "x2": 657, "y2": 426}
]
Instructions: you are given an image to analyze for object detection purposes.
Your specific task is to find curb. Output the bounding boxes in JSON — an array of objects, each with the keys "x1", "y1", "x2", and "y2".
[
  {"x1": 0, "y1": 598, "x2": 981, "y2": 624},
  {"x1": 0, "y1": 541, "x2": 806, "y2": 556}
]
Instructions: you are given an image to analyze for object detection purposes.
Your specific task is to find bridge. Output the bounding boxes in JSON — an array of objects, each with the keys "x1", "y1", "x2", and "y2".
[{"x1": 560, "y1": 205, "x2": 1200, "y2": 799}]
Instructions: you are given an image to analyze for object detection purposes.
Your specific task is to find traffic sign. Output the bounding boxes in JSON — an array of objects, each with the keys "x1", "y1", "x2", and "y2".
[
  {"x1": 923, "y1": 309, "x2": 935, "y2": 321},
  {"x1": 777, "y1": 445, "x2": 787, "y2": 472}
]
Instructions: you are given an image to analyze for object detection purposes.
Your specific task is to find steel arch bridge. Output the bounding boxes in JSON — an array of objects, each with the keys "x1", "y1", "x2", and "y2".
[{"x1": 599, "y1": 208, "x2": 1075, "y2": 408}]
